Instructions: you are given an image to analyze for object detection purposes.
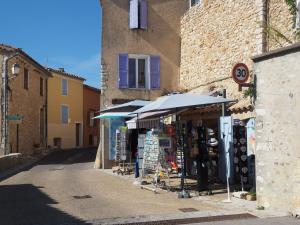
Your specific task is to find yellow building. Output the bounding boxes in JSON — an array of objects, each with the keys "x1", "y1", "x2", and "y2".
[{"x1": 47, "y1": 68, "x2": 85, "y2": 149}]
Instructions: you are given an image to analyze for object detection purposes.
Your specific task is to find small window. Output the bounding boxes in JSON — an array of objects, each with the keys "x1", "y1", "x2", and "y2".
[
  {"x1": 190, "y1": 0, "x2": 201, "y2": 7},
  {"x1": 129, "y1": 0, "x2": 147, "y2": 29},
  {"x1": 62, "y1": 79, "x2": 68, "y2": 96},
  {"x1": 40, "y1": 78, "x2": 43, "y2": 96},
  {"x1": 89, "y1": 111, "x2": 95, "y2": 127},
  {"x1": 24, "y1": 68, "x2": 29, "y2": 90},
  {"x1": 61, "y1": 105, "x2": 69, "y2": 124},
  {"x1": 128, "y1": 56, "x2": 148, "y2": 89}
]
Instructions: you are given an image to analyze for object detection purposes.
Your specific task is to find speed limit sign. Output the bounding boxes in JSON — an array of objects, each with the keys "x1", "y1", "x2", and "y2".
[{"x1": 232, "y1": 63, "x2": 249, "y2": 84}]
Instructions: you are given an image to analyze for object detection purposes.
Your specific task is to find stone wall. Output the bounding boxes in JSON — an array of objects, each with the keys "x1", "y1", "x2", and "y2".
[
  {"x1": 267, "y1": 0, "x2": 296, "y2": 51},
  {"x1": 7, "y1": 58, "x2": 48, "y2": 155},
  {"x1": 253, "y1": 45, "x2": 300, "y2": 214},
  {"x1": 180, "y1": 0, "x2": 295, "y2": 100}
]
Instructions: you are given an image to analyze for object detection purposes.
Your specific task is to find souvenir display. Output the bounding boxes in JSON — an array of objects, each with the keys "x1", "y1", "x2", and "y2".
[
  {"x1": 233, "y1": 125, "x2": 249, "y2": 185},
  {"x1": 143, "y1": 130, "x2": 160, "y2": 172}
]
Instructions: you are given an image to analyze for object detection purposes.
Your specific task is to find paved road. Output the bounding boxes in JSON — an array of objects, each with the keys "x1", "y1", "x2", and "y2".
[{"x1": 0, "y1": 148, "x2": 298, "y2": 225}]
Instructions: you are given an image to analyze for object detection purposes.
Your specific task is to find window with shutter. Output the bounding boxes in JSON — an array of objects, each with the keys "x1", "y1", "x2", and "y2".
[
  {"x1": 129, "y1": 0, "x2": 147, "y2": 29},
  {"x1": 61, "y1": 105, "x2": 69, "y2": 124},
  {"x1": 62, "y1": 79, "x2": 68, "y2": 96},
  {"x1": 24, "y1": 68, "x2": 29, "y2": 90},
  {"x1": 118, "y1": 54, "x2": 129, "y2": 88},
  {"x1": 150, "y1": 56, "x2": 160, "y2": 89}
]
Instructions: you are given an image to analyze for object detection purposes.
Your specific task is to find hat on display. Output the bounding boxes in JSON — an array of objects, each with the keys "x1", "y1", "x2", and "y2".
[
  {"x1": 207, "y1": 137, "x2": 218, "y2": 146},
  {"x1": 207, "y1": 128, "x2": 215, "y2": 136}
]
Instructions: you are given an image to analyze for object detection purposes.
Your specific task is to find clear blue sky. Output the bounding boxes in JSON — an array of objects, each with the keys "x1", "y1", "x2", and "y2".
[{"x1": 0, "y1": 0, "x2": 101, "y2": 88}]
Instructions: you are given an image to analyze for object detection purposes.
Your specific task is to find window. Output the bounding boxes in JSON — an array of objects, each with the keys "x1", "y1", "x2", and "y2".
[
  {"x1": 61, "y1": 105, "x2": 69, "y2": 124},
  {"x1": 128, "y1": 56, "x2": 147, "y2": 89},
  {"x1": 190, "y1": 0, "x2": 201, "y2": 7},
  {"x1": 129, "y1": 0, "x2": 147, "y2": 29},
  {"x1": 24, "y1": 68, "x2": 29, "y2": 90},
  {"x1": 40, "y1": 78, "x2": 43, "y2": 96},
  {"x1": 118, "y1": 54, "x2": 160, "y2": 89},
  {"x1": 89, "y1": 111, "x2": 95, "y2": 127},
  {"x1": 61, "y1": 79, "x2": 68, "y2": 96}
]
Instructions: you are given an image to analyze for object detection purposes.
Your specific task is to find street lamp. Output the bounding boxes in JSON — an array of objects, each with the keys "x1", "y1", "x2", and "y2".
[{"x1": 1, "y1": 53, "x2": 20, "y2": 156}]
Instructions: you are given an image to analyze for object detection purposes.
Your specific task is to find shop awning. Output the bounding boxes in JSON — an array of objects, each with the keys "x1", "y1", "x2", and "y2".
[
  {"x1": 132, "y1": 93, "x2": 235, "y2": 114},
  {"x1": 93, "y1": 112, "x2": 135, "y2": 119},
  {"x1": 100, "y1": 100, "x2": 151, "y2": 113}
]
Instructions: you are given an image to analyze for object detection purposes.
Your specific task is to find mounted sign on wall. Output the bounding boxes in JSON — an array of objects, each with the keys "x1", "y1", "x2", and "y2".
[{"x1": 232, "y1": 63, "x2": 249, "y2": 85}]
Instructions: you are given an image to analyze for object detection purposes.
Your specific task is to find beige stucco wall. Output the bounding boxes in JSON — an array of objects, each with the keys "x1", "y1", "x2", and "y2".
[
  {"x1": 47, "y1": 72, "x2": 83, "y2": 149},
  {"x1": 180, "y1": 0, "x2": 295, "y2": 101},
  {"x1": 99, "y1": 0, "x2": 188, "y2": 168},
  {"x1": 0, "y1": 54, "x2": 48, "y2": 155},
  {"x1": 101, "y1": 0, "x2": 188, "y2": 107},
  {"x1": 254, "y1": 48, "x2": 300, "y2": 214}
]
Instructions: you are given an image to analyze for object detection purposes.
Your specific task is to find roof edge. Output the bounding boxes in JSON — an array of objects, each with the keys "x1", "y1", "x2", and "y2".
[
  {"x1": 47, "y1": 68, "x2": 86, "y2": 81},
  {"x1": 252, "y1": 42, "x2": 300, "y2": 63}
]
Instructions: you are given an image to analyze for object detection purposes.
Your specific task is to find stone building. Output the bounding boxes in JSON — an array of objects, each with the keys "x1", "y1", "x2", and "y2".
[
  {"x1": 47, "y1": 68, "x2": 85, "y2": 149},
  {"x1": 83, "y1": 84, "x2": 100, "y2": 147},
  {"x1": 0, "y1": 44, "x2": 51, "y2": 155},
  {"x1": 98, "y1": 0, "x2": 188, "y2": 168},
  {"x1": 180, "y1": 0, "x2": 295, "y2": 101},
  {"x1": 253, "y1": 43, "x2": 300, "y2": 215}
]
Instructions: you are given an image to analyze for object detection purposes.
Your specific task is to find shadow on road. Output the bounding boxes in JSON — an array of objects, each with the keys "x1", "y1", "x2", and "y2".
[
  {"x1": 37, "y1": 148, "x2": 97, "y2": 165},
  {"x1": 0, "y1": 184, "x2": 92, "y2": 225}
]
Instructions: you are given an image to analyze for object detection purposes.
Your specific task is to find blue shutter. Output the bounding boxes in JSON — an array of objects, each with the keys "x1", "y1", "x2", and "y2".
[
  {"x1": 150, "y1": 56, "x2": 160, "y2": 89},
  {"x1": 219, "y1": 116, "x2": 234, "y2": 183},
  {"x1": 140, "y1": 0, "x2": 148, "y2": 29},
  {"x1": 129, "y1": 0, "x2": 139, "y2": 29},
  {"x1": 118, "y1": 54, "x2": 129, "y2": 89},
  {"x1": 61, "y1": 105, "x2": 69, "y2": 124}
]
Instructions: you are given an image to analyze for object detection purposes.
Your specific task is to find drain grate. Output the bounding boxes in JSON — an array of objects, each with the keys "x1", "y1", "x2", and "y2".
[
  {"x1": 114, "y1": 213, "x2": 256, "y2": 225},
  {"x1": 73, "y1": 195, "x2": 92, "y2": 199},
  {"x1": 178, "y1": 208, "x2": 199, "y2": 213}
]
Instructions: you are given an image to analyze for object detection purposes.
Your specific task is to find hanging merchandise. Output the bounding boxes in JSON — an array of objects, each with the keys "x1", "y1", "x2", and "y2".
[
  {"x1": 143, "y1": 130, "x2": 160, "y2": 173},
  {"x1": 197, "y1": 126, "x2": 209, "y2": 192},
  {"x1": 206, "y1": 127, "x2": 219, "y2": 189},
  {"x1": 119, "y1": 126, "x2": 128, "y2": 161},
  {"x1": 233, "y1": 125, "x2": 249, "y2": 187},
  {"x1": 115, "y1": 129, "x2": 121, "y2": 161}
]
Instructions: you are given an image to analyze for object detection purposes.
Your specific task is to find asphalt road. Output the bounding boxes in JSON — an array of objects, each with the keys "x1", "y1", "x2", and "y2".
[{"x1": 0, "y1": 148, "x2": 298, "y2": 225}]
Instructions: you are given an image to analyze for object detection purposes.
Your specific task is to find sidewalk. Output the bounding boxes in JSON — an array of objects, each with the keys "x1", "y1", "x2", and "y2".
[{"x1": 99, "y1": 169, "x2": 289, "y2": 219}]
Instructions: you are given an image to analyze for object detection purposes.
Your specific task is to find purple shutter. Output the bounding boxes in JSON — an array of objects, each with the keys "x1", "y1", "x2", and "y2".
[
  {"x1": 118, "y1": 54, "x2": 128, "y2": 89},
  {"x1": 150, "y1": 56, "x2": 160, "y2": 89},
  {"x1": 129, "y1": 0, "x2": 139, "y2": 29},
  {"x1": 140, "y1": 0, "x2": 148, "y2": 29}
]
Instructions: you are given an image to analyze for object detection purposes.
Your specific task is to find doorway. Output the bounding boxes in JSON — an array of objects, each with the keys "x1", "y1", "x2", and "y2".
[{"x1": 75, "y1": 123, "x2": 81, "y2": 147}]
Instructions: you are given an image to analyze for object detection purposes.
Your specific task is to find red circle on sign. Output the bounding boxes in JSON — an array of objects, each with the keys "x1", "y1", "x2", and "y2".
[{"x1": 232, "y1": 63, "x2": 249, "y2": 84}]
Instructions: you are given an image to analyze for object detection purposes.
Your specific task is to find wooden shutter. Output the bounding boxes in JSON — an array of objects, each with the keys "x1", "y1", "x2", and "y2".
[
  {"x1": 140, "y1": 0, "x2": 148, "y2": 29},
  {"x1": 118, "y1": 54, "x2": 129, "y2": 88},
  {"x1": 150, "y1": 56, "x2": 160, "y2": 89},
  {"x1": 129, "y1": 0, "x2": 139, "y2": 29}
]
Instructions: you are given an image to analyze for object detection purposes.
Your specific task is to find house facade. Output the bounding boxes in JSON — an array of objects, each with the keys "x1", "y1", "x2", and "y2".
[
  {"x1": 83, "y1": 84, "x2": 100, "y2": 147},
  {"x1": 0, "y1": 44, "x2": 51, "y2": 155},
  {"x1": 47, "y1": 68, "x2": 85, "y2": 149},
  {"x1": 98, "y1": 0, "x2": 188, "y2": 168}
]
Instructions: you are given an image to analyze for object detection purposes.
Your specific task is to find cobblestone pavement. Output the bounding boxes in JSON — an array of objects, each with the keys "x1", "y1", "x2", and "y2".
[{"x1": 0, "y1": 148, "x2": 295, "y2": 225}]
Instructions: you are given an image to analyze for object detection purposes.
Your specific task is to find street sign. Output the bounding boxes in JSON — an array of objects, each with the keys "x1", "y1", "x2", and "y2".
[
  {"x1": 232, "y1": 63, "x2": 249, "y2": 84},
  {"x1": 6, "y1": 115, "x2": 23, "y2": 121}
]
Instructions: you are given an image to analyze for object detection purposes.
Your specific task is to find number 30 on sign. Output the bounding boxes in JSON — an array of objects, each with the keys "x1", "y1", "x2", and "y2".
[{"x1": 232, "y1": 63, "x2": 249, "y2": 85}]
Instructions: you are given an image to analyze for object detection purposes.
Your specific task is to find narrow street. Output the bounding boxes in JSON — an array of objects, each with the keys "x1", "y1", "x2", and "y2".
[{"x1": 0, "y1": 149, "x2": 298, "y2": 225}]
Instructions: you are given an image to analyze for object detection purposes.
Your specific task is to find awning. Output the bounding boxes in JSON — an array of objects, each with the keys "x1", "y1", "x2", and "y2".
[
  {"x1": 132, "y1": 93, "x2": 235, "y2": 114},
  {"x1": 100, "y1": 100, "x2": 151, "y2": 113},
  {"x1": 93, "y1": 112, "x2": 135, "y2": 119}
]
